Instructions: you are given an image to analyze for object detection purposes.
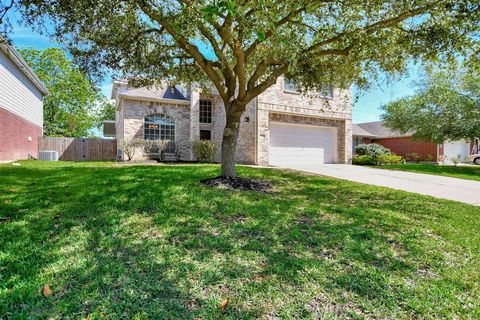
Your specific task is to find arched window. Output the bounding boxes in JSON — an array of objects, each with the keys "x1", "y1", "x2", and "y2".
[{"x1": 144, "y1": 114, "x2": 175, "y2": 141}]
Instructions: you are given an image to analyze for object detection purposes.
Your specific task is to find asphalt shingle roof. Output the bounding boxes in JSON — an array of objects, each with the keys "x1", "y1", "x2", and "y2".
[
  {"x1": 120, "y1": 85, "x2": 187, "y2": 102},
  {"x1": 353, "y1": 121, "x2": 413, "y2": 138}
]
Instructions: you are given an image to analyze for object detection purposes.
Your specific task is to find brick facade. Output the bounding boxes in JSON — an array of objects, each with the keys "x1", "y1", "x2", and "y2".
[
  {"x1": 0, "y1": 107, "x2": 42, "y2": 161},
  {"x1": 116, "y1": 77, "x2": 352, "y2": 164},
  {"x1": 120, "y1": 100, "x2": 191, "y2": 161},
  {"x1": 256, "y1": 77, "x2": 352, "y2": 165}
]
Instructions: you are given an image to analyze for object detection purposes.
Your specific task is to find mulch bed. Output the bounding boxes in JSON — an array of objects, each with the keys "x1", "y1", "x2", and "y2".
[{"x1": 200, "y1": 176, "x2": 272, "y2": 193}]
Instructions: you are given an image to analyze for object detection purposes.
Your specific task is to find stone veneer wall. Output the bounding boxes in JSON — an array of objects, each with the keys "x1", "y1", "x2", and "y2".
[
  {"x1": 256, "y1": 76, "x2": 352, "y2": 165},
  {"x1": 119, "y1": 94, "x2": 257, "y2": 163},
  {"x1": 207, "y1": 95, "x2": 257, "y2": 164},
  {"x1": 117, "y1": 76, "x2": 352, "y2": 164},
  {"x1": 121, "y1": 99, "x2": 191, "y2": 161}
]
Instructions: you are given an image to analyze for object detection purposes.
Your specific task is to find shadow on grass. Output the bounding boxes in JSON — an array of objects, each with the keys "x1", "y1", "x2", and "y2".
[{"x1": 0, "y1": 162, "x2": 478, "y2": 318}]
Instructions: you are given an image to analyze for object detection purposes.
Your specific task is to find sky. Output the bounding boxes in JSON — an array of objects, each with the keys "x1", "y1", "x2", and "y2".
[{"x1": 6, "y1": 18, "x2": 420, "y2": 124}]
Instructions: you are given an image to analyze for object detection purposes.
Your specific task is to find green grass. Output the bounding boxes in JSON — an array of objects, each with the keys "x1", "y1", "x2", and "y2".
[
  {"x1": 372, "y1": 163, "x2": 480, "y2": 181},
  {"x1": 1, "y1": 161, "x2": 479, "y2": 319}
]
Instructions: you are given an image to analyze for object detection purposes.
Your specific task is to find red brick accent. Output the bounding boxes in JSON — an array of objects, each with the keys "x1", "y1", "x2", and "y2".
[
  {"x1": 0, "y1": 107, "x2": 42, "y2": 161},
  {"x1": 372, "y1": 137, "x2": 438, "y2": 161}
]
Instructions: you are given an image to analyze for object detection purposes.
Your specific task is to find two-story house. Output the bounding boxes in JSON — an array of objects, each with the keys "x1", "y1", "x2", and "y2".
[
  {"x1": 0, "y1": 38, "x2": 48, "y2": 161},
  {"x1": 111, "y1": 76, "x2": 352, "y2": 166}
]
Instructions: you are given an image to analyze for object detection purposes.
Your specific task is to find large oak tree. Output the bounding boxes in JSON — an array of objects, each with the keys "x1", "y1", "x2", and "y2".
[{"x1": 14, "y1": 0, "x2": 480, "y2": 177}]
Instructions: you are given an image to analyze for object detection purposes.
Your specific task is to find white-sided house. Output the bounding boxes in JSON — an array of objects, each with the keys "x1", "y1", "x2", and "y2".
[
  {"x1": 110, "y1": 77, "x2": 353, "y2": 166},
  {"x1": 0, "y1": 38, "x2": 48, "y2": 161}
]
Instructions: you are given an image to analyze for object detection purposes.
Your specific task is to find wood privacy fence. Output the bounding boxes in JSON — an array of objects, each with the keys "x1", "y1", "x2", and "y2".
[{"x1": 38, "y1": 137, "x2": 117, "y2": 161}]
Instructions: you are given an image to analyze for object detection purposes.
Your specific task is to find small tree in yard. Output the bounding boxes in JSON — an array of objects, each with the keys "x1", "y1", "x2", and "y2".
[
  {"x1": 14, "y1": 0, "x2": 479, "y2": 178},
  {"x1": 382, "y1": 63, "x2": 480, "y2": 143},
  {"x1": 19, "y1": 48, "x2": 103, "y2": 137}
]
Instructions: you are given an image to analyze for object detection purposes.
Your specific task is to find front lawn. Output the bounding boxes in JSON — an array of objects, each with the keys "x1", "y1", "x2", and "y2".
[
  {"x1": 1, "y1": 161, "x2": 479, "y2": 319},
  {"x1": 373, "y1": 163, "x2": 480, "y2": 181}
]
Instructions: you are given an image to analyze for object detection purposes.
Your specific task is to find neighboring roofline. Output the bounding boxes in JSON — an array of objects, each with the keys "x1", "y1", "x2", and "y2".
[
  {"x1": 352, "y1": 134, "x2": 377, "y2": 138},
  {"x1": 118, "y1": 92, "x2": 190, "y2": 105},
  {"x1": 371, "y1": 134, "x2": 414, "y2": 139},
  {"x1": 352, "y1": 133, "x2": 413, "y2": 139},
  {"x1": 0, "y1": 37, "x2": 49, "y2": 96},
  {"x1": 353, "y1": 120, "x2": 414, "y2": 139}
]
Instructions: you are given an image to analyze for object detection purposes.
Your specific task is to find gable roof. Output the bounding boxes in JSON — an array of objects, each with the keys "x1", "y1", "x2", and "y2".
[
  {"x1": 119, "y1": 85, "x2": 189, "y2": 104},
  {"x1": 0, "y1": 37, "x2": 49, "y2": 96},
  {"x1": 353, "y1": 121, "x2": 413, "y2": 138},
  {"x1": 352, "y1": 124, "x2": 377, "y2": 137}
]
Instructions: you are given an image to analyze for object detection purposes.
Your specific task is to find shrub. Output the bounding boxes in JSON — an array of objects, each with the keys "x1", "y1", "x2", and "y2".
[
  {"x1": 424, "y1": 154, "x2": 434, "y2": 162},
  {"x1": 377, "y1": 154, "x2": 404, "y2": 165},
  {"x1": 406, "y1": 152, "x2": 421, "y2": 163},
  {"x1": 143, "y1": 139, "x2": 170, "y2": 160},
  {"x1": 355, "y1": 143, "x2": 391, "y2": 158},
  {"x1": 174, "y1": 144, "x2": 182, "y2": 161},
  {"x1": 119, "y1": 139, "x2": 144, "y2": 161},
  {"x1": 192, "y1": 140, "x2": 217, "y2": 163},
  {"x1": 352, "y1": 155, "x2": 377, "y2": 165}
]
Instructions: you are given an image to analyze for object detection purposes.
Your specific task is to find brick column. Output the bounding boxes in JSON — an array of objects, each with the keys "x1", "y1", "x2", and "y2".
[
  {"x1": 189, "y1": 87, "x2": 200, "y2": 160},
  {"x1": 256, "y1": 107, "x2": 270, "y2": 166},
  {"x1": 343, "y1": 118, "x2": 353, "y2": 164}
]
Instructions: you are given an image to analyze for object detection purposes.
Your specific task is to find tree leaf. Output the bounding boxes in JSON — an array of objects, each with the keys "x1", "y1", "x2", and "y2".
[
  {"x1": 220, "y1": 298, "x2": 229, "y2": 311},
  {"x1": 42, "y1": 284, "x2": 52, "y2": 297},
  {"x1": 256, "y1": 31, "x2": 266, "y2": 42}
]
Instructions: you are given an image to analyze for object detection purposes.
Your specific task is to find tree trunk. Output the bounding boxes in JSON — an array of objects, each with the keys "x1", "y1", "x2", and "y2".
[{"x1": 220, "y1": 113, "x2": 242, "y2": 178}]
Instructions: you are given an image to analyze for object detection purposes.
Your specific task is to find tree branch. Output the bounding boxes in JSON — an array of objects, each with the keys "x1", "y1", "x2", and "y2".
[
  {"x1": 244, "y1": 6, "x2": 306, "y2": 59},
  {"x1": 135, "y1": 0, "x2": 229, "y2": 102},
  {"x1": 303, "y1": 1, "x2": 442, "y2": 55}
]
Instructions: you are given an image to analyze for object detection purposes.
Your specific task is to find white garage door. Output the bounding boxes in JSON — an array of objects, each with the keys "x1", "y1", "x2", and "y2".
[
  {"x1": 444, "y1": 140, "x2": 471, "y2": 162},
  {"x1": 269, "y1": 122, "x2": 337, "y2": 166}
]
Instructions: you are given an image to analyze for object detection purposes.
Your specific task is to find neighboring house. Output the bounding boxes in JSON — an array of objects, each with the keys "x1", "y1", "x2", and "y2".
[
  {"x1": 0, "y1": 38, "x2": 48, "y2": 161},
  {"x1": 353, "y1": 121, "x2": 474, "y2": 163},
  {"x1": 111, "y1": 77, "x2": 352, "y2": 166}
]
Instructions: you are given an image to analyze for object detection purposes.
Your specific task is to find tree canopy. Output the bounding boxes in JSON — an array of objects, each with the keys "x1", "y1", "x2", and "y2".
[
  {"x1": 382, "y1": 64, "x2": 480, "y2": 143},
  {"x1": 14, "y1": 0, "x2": 480, "y2": 176},
  {"x1": 19, "y1": 47, "x2": 103, "y2": 137}
]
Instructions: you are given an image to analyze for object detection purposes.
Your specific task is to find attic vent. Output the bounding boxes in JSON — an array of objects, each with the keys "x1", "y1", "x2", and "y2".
[{"x1": 38, "y1": 151, "x2": 59, "y2": 161}]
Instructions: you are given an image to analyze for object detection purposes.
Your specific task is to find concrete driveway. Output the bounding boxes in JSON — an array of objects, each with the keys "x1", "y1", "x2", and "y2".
[{"x1": 277, "y1": 164, "x2": 480, "y2": 206}]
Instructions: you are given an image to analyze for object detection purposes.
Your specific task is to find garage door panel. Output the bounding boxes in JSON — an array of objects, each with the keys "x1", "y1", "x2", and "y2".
[
  {"x1": 268, "y1": 122, "x2": 337, "y2": 166},
  {"x1": 444, "y1": 140, "x2": 470, "y2": 161},
  {"x1": 269, "y1": 147, "x2": 325, "y2": 167}
]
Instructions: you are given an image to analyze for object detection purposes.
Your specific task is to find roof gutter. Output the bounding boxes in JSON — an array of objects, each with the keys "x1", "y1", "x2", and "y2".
[
  {"x1": 0, "y1": 37, "x2": 49, "y2": 96},
  {"x1": 118, "y1": 93, "x2": 190, "y2": 105}
]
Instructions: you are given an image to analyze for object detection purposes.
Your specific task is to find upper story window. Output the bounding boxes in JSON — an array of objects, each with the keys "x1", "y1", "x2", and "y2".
[
  {"x1": 144, "y1": 114, "x2": 175, "y2": 141},
  {"x1": 319, "y1": 85, "x2": 334, "y2": 98},
  {"x1": 199, "y1": 99, "x2": 212, "y2": 124},
  {"x1": 284, "y1": 78, "x2": 299, "y2": 93},
  {"x1": 285, "y1": 77, "x2": 334, "y2": 98}
]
